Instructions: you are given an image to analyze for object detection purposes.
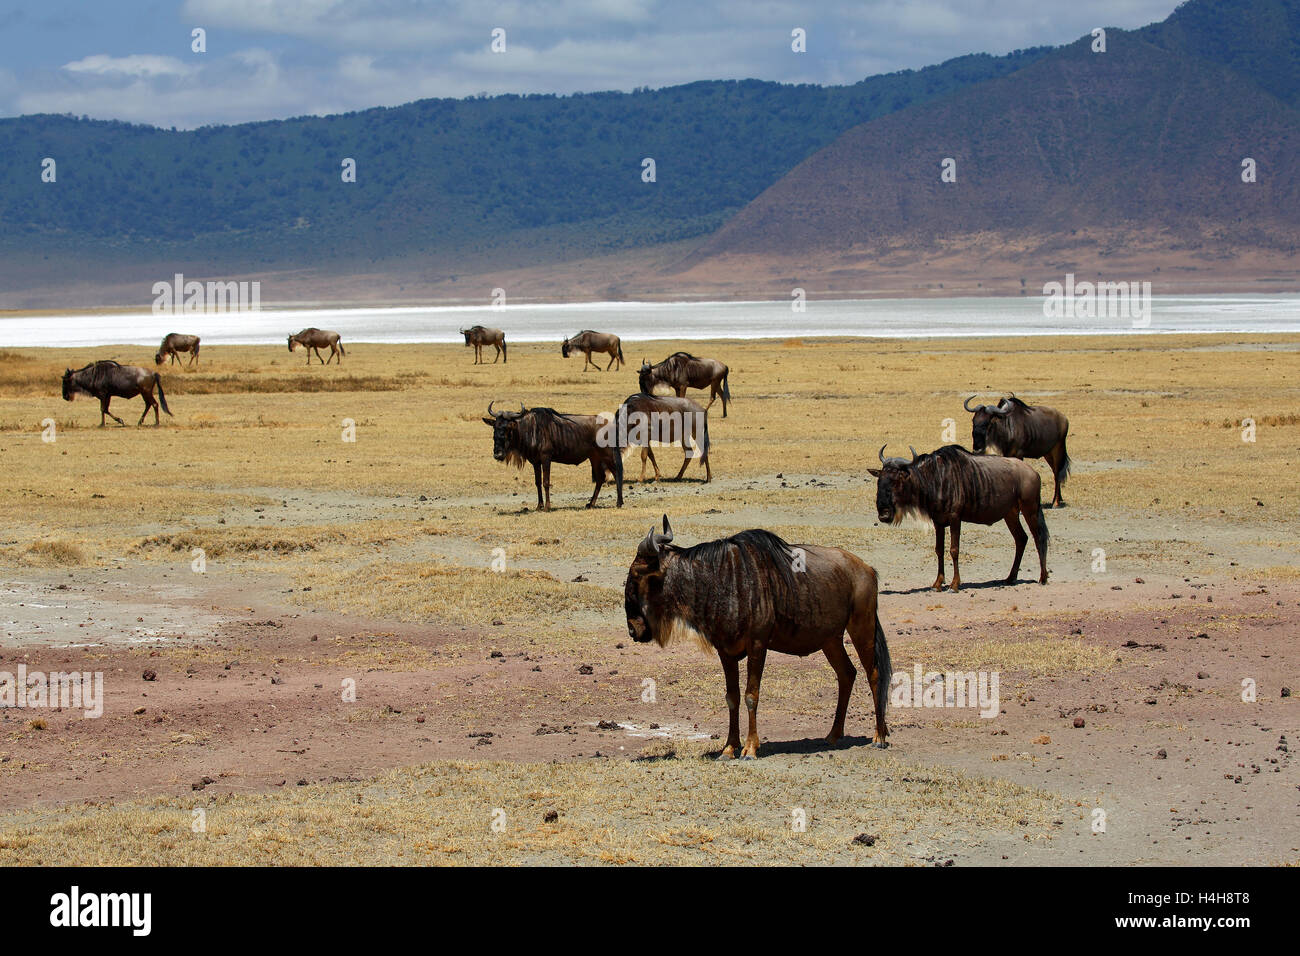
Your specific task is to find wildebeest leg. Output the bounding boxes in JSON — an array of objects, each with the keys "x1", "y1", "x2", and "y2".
[
  {"x1": 719, "y1": 652, "x2": 742, "y2": 759},
  {"x1": 542, "y1": 460, "x2": 553, "y2": 511},
  {"x1": 492, "y1": 344, "x2": 501, "y2": 364},
  {"x1": 932, "y1": 524, "x2": 946, "y2": 591},
  {"x1": 948, "y1": 522, "x2": 963, "y2": 591},
  {"x1": 587, "y1": 458, "x2": 605, "y2": 508},
  {"x1": 1023, "y1": 500, "x2": 1049, "y2": 584},
  {"x1": 642, "y1": 447, "x2": 661, "y2": 481},
  {"x1": 101, "y1": 396, "x2": 125, "y2": 427},
  {"x1": 532, "y1": 462, "x2": 544, "y2": 510},
  {"x1": 822, "y1": 637, "x2": 856, "y2": 745},
  {"x1": 1046, "y1": 448, "x2": 1064, "y2": 507},
  {"x1": 1004, "y1": 509, "x2": 1028, "y2": 583},
  {"x1": 605, "y1": 352, "x2": 616, "y2": 371},
  {"x1": 846, "y1": 602, "x2": 889, "y2": 747},
  {"x1": 673, "y1": 442, "x2": 691, "y2": 480},
  {"x1": 137, "y1": 393, "x2": 155, "y2": 426},
  {"x1": 741, "y1": 645, "x2": 767, "y2": 758}
]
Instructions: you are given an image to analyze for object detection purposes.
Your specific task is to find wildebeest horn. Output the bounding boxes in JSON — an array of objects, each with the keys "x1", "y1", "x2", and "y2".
[
  {"x1": 963, "y1": 395, "x2": 980, "y2": 412},
  {"x1": 909, "y1": 446, "x2": 919, "y2": 462},
  {"x1": 878, "y1": 444, "x2": 887, "y2": 464},
  {"x1": 649, "y1": 514, "x2": 674, "y2": 553},
  {"x1": 487, "y1": 400, "x2": 501, "y2": 418}
]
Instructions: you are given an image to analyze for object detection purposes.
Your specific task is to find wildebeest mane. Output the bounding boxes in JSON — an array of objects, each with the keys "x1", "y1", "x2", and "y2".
[
  {"x1": 897, "y1": 444, "x2": 999, "y2": 525},
  {"x1": 665, "y1": 529, "x2": 801, "y2": 637},
  {"x1": 505, "y1": 407, "x2": 601, "y2": 470},
  {"x1": 73, "y1": 360, "x2": 124, "y2": 392}
]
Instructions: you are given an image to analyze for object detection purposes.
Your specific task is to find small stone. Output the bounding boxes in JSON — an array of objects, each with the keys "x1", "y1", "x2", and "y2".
[
  {"x1": 543, "y1": 810, "x2": 559, "y2": 823},
  {"x1": 1072, "y1": 717, "x2": 1085, "y2": 728},
  {"x1": 142, "y1": 669, "x2": 157, "y2": 681},
  {"x1": 851, "y1": 833, "x2": 877, "y2": 847},
  {"x1": 1156, "y1": 749, "x2": 1167, "y2": 759}
]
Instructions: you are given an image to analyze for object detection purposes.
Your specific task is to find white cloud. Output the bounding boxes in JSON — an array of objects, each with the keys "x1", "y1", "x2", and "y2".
[{"x1": 63, "y1": 54, "x2": 195, "y2": 79}]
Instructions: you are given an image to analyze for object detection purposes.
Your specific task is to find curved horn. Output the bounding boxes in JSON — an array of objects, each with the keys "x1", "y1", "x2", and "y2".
[
  {"x1": 487, "y1": 400, "x2": 501, "y2": 418},
  {"x1": 963, "y1": 395, "x2": 980, "y2": 412},
  {"x1": 650, "y1": 514, "x2": 674, "y2": 552},
  {"x1": 878, "y1": 443, "x2": 888, "y2": 464},
  {"x1": 909, "y1": 445, "x2": 919, "y2": 462},
  {"x1": 519, "y1": 402, "x2": 526, "y2": 413}
]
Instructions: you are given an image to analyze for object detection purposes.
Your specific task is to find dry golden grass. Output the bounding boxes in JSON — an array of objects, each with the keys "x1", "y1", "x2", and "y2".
[
  {"x1": 0, "y1": 749, "x2": 1065, "y2": 866},
  {"x1": 293, "y1": 560, "x2": 620, "y2": 627}
]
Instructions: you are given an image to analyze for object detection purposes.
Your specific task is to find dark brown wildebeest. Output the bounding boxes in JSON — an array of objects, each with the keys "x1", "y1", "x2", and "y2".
[
  {"x1": 612, "y1": 393, "x2": 711, "y2": 483},
  {"x1": 482, "y1": 402, "x2": 622, "y2": 511},
  {"x1": 62, "y1": 360, "x2": 173, "y2": 427},
  {"x1": 288, "y1": 328, "x2": 345, "y2": 365},
  {"x1": 624, "y1": 516, "x2": 891, "y2": 757},
  {"x1": 869, "y1": 444, "x2": 1048, "y2": 592},
  {"x1": 638, "y1": 352, "x2": 731, "y2": 417},
  {"x1": 964, "y1": 394, "x2": 1071, "y2": 508},
  {"x1": 562, "y1": 330, "x2": 623, "y2": 371},
  {"x1": 462, "y1": 326, "x2": 507, "y2": 364},
  {"x1": 155, "y1": 333, "x2": 200, "y2": 367}
]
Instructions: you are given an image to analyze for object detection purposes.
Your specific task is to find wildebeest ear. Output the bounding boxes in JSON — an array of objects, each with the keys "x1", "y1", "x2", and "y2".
[
  {"x1": 866, "y1": 468, "x2": 882, "y2": 478},
  {"x1": 482, "y1": 417, "x2": 496, "y2": 426}
]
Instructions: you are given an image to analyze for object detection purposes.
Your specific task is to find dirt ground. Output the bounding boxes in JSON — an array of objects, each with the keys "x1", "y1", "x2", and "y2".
[{"x1": 0, "y1": 335, "x2": 1295, "y2": 865}]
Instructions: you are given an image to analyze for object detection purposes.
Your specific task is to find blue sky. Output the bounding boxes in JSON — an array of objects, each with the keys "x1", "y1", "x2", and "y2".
[{"x1": 0, "y1": 0, "x2": 1180, "y2": 128}]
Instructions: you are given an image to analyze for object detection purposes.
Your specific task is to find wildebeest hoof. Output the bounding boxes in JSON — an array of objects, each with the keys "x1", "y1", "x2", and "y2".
[
  {"x1": 716, "y1": 750, "x2": 735, "y2": 761},
  {"x1": 739, "y1": 754, "x2": 756, "y2": 761},
  {"x1": 871, "y1": 740, "x2": 889, "y2": 749}
]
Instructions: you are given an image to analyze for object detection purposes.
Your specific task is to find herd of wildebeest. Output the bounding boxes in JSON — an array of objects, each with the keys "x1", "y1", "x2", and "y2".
[{"x1": 55, "y1": 323, "x2": 1072, "y2": 758}]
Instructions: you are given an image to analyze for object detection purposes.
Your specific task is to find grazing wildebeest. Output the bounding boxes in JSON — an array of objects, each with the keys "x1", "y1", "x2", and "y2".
[
  {"x1": 869, "y1": 444, "x2": 1048, "y2": 592},
  {"x1": 288, "y1": 328, "x2": 345, "y2": 365},
  {"x1": 462, "y1": 326, "x2": 507, "y2": 364},
  {"x1": 613, "y1": 393, "x2": 711, "y2": 483},
  {"x1": 482, "y1": 402, "x2": 622, "y2": 511},
  {"x1": 638, "y1": 352, "x2": 731, "y2": 417},
  {"x1": 964, "y1": 394, "x2": 1072, "y2": 508},
  {"x1": 155, "y1": 333, "x2": 200, "y2": 367},
  {"x1": 62, "y1": 360, "x2": 172, "y2": 427},
  {"x1": 562, "y1": 330, "x2": 623, "y2": 371},
  {"x1": 624, "y1": 516, "x2": 891, "y2": 757}
]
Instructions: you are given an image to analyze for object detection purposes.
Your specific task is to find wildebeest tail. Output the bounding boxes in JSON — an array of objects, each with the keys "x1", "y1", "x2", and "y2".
[
  {"x1": 338, "y1": 341, "x2": 346, "y2": 357},
  {"x1": 617, "y1": 342, "x2": 624, "y2": 364},
  {"x1": 722, "y1": 370, "x2": 731, "y2": 404},
  {"x1": 874, "y1": 615, "x2": 892, "y2": 725},
  {"x1": 154, "y1": 374, "x2": 173, "y2": 417},
  {"x1": 1035, "y1": 506, "x2": 1049, "y2": 548},
  {"x1": 1057, "y1": 434, "x2": 1071, "y2": 484}
]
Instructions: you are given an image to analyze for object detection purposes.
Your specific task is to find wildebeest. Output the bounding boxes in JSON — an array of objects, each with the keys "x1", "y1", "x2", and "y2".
[
  {"x1": 288, "y1": 328, "x2": 345, "y2": 365},
  {"x1": 613, "y1": 393, "x2": 711, "y2": 483},
  {"x1": 462, "y1": 326, "x2": 507, "y2": 364},
  {"x1": 638, "y1": 352, "x2": 731, "y2": 417},
  {"x1": 62, "y1": 360, "x2": 172, "y2": 427},
  {"x1": 482, "y1": 402, "x2": 622, "y2": 511},
  {"x1": 965, "y1": 394, "x2": 1071, "y2": 507},
  {"x1": 155, "y1": 333, "x2": 200, "y2": 367},
  {"x1": 624, "y1": 516, "x2": 891, "y2": 757},
  {"x1": 562, "y1": 330, "x2": 623, "y2": 371},
  {"x1": 869, "y1": 444, "x2": 1048, "y2": 592}
]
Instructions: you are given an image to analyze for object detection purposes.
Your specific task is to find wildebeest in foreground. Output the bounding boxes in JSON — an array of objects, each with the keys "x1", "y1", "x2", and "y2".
[
  {"x1": 62, "y1": 360, "x2": 172, "y2": 427},
  {"x1": 562, "y1": 330, "x2": 623, "y2": 371},
  {"x1": 624, "y1": 516, "x2": 891, "y2": 757},
  {"x1": 288, "y1": 328, "x2": 345, "y2": 365},
  {"x1": 462, "y1": 326, "x2": 507, "y2": 364},
  {"x1": 869, "y1": 444, "x2": 1048, "y2": 592},
  {"x1": 155, "y1": 333, "x2": 200, "y2": 367},
  {"x1": 483, "y1": 402, "x2": 622, "y2": 511},
  {"x1": 638, "y1": 352, "x2": 731, "y2": 417},
  {"x1": 612, "y1": 393, "x2": 711, "y2": 483},
  {"x1": 965, "y1": 394, "x2": 1071, "y2": 507}
]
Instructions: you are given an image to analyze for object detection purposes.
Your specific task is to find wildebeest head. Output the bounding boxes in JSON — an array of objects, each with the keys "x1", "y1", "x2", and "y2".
[
  {"x1": 482, "y1": 401, "x2": 527, "y2": 462},
  {"x1": 964, "y1": 395, "x2": 1013, "y2": 453},
  {"x1": 867, "y1": 444, "x2": 920, "y2": 525},
  {"x1": 61, "y1": 368, "x2": 75, "y2": 401},
  {"x1": 561, "y1": 337, "x2": 571, "y2": 357},
  {"x1": 624, "y1": 515, "x2": 674, "y2": 643},
  {"x1": 637, "y1": 359, "x2": 654, "y2": 394},
  {"x1": 287, "y1": 334, "x2": 298, "y2": 353},
  {"x1": 154, "y1": 351, "x2": 164, "y2": 365}
]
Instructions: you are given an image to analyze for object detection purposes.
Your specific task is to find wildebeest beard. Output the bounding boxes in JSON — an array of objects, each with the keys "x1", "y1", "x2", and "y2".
[
  {"x1": 880, "y1": 445, "x2": 1000, "y2": 526},
  {"x1": 635, "y1": 530, "x2": 801, "y2": 650}
]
